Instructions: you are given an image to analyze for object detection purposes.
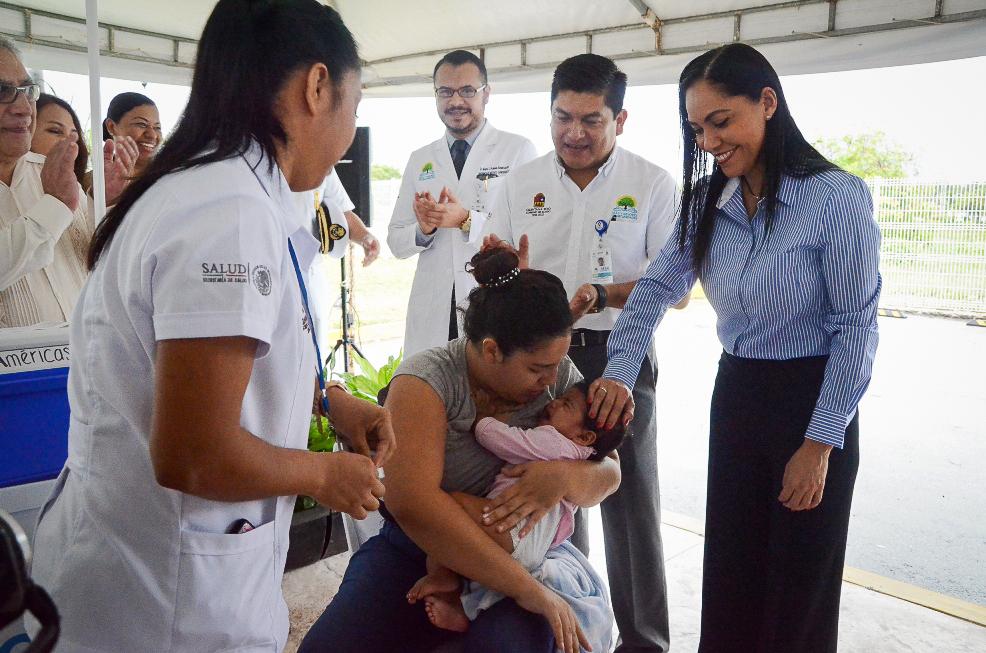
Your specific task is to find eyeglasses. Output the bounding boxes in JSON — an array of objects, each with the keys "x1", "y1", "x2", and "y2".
[
  {"x1": 0, "y1": 83, "x2": 41, "y2": 104},
  {"x1": 434, "y1": 84, "x2": 487, "y2": 99}
]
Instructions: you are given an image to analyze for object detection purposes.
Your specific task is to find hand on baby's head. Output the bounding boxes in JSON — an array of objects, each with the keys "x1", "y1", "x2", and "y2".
[{"x1": 543, "y1": 383, "x2": 628, "y2": 460}]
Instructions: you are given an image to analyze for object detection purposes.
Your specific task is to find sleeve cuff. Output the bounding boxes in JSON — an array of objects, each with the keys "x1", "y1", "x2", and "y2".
[
  {"x1": 414, "y1": 224, "x2": 436, "y2": 248},
  {"x1": 28, "y1": 194, "x2": 75, "y2": 239},
  {"x1": 473, "y1": 417, "x2": 499, "y2": 447},
  {"x1": 153, "y1": 311, "x2": 275, "y2": 358},
  {"x1": 602, "y1": 359, "x2": 639, "y2": 391},
  {"x1": 804, "y1": 405, "x2": 850, "y2": 449}
]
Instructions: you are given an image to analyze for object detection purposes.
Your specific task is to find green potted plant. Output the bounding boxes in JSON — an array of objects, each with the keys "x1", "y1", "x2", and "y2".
[{"x1": 285, "y1": 350, "x2": 402, "y2": 570}]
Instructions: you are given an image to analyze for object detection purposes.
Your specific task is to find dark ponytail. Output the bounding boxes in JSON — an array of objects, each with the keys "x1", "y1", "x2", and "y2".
[
  {"x1": 677, "y1": 43, "x2": 836, "y2": 270},
  {"x1": 463, "y1": 249, "x2": 573, "y2": 357},
  {"x1": 101, "y1": 92, "x2": 155, "y2": 141},
  {"x1": 87, "y1": 0, "x2": 359, "y2": 270}
]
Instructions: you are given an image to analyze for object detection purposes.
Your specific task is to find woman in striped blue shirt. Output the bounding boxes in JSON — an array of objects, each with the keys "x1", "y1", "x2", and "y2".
[{"x1": 589, "y1": 43, "x2": 880, "y2": 652}]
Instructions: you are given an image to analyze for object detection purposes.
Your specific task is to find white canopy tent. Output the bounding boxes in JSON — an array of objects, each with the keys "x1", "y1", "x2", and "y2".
[
  {"x1": 2, "y1": 0, "x2": 985, "y2": 94},
  {"x1": 1, "y1": 0, "x2": 985, "y2": 626},
  {"x1": 1, "y1": 0, "x2": 984, "y2": 215}
]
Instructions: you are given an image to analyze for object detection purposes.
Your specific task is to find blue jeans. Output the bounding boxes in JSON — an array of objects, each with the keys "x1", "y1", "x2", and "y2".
[{"x1": 298, "y1": 519, "x2": 556, "y2": 653}]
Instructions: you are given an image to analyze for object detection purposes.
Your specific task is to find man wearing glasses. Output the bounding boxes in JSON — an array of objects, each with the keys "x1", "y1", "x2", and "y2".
[
  {"x1": 387, "y1": 49, "x2": 536, "y2": 356},
  {"x1": 0, "y1": 38, "x2": 133, "y2": 327}
]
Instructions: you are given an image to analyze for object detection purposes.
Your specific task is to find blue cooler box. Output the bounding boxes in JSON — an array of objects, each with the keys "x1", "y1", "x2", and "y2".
[
  {"x1": 0, "y1": 326, "x2": 71, "y2": 489},
  {"x1": 0, "y1": 326, "x2": 71, "y2": 535},
  {"x1": 0, "y1": 326, "x2": 71, "y2": 651}
]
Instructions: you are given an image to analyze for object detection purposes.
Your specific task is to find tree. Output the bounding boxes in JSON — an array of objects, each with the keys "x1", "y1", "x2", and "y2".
[
  {"x1": 813, "y1": 131, "x2": 915, "y2": 179},
  {"x1": 371, "y1": 164, "x2": 402, "y2": 180}
]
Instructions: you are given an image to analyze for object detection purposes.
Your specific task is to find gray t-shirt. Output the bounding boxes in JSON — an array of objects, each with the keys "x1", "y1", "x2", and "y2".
[{"x1": 394, "y1": 337, "x2": 583, "y2": 496}]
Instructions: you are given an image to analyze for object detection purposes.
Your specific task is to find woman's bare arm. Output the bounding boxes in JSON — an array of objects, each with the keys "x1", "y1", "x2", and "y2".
[
  {"x1": 481, "y1": 453, "x2": 621, "y2": 536},
  {"x1": 382, "y1": 375, "x2": 540, "y2": 599},
  {"x1": 150, "y1": 337, "x2": 384, "y2": 517}
]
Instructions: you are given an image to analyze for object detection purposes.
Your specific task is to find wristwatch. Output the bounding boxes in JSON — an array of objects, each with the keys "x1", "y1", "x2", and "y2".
[
  {"x1": 588, "y1": 284, "x2": 608, "y2": 313},
  {"x1": 459, "y1": 210, "x2": 472, "y2": 234}
]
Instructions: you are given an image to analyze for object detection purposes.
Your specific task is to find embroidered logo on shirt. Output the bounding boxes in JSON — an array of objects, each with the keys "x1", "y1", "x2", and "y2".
[
  {"x1": 611, "y1": 195, "x2": 639, "y2": 222},
  {"x1": 201, "y1": 262, "x2": 249, "y2": 284},
  {"x1": 525, "y1": 192, "x2": 551, "y2": 217},
  {"x1": 329, "y1": 223, "x2": 347, "y2": 241},
  {"x1": 476, "y1": 165, "x2": 510, "y2": 180},
  {"x1": 419, "y1": 162, "x2": 436, "y2": 181},
  {"x1": 252, "y1": 265, "x2": 272, "y2": 296}
]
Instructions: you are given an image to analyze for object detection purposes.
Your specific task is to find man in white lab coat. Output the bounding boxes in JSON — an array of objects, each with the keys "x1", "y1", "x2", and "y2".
[{"x1": 387, "y1": 50, "x2": 536, "y2": 357}]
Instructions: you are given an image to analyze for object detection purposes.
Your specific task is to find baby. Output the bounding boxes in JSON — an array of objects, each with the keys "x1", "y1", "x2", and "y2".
[{"x1": 406, "y1": 382, "x2": 627, "y2": 632}]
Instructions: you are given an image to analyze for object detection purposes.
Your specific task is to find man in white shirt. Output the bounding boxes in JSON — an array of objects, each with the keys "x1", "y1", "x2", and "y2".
[
  {"x1": 387, "y1": 50, "x2": 536, "y2": 356},
  {"x1": 0, "y1": 37, "x2": 133, "y2": 327},
  {"x1": 484, "y1": 54, "x2": 678, "y2": 653}
]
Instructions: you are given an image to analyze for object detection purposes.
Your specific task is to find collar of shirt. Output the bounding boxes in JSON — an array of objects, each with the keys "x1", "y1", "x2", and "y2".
[
  {"x1": 445, "y1": 118, "x2": 487, "y2": 150},
  {"x1": 240, "y1": 140, "x2": 319, "y2": 269},
  {"x1": 551, "y1": 145, "x2": 621, "y2": 182},
  {"x1": 2, "y1": 151, "x2": 46, "y2": 192},
  {"x1": 717, "y1": 174, "x2": 800, "y2": 211}
]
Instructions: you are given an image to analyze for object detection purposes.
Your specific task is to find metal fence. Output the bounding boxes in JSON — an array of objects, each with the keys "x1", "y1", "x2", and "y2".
[{"x1": 872, "y1": 180, "x2": 986, "y2": 318}]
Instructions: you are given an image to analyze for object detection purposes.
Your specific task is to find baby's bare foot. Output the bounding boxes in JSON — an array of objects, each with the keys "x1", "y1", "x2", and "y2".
[
  {"x1": 407, "y1": 569, "x2": 460, "y2": 603},
  {"x1": 424, "y1": 594, "x2": 470, "y2": 633},
  {"x1": 406, "y1": 572, "x2": 460, "y2": 604}
]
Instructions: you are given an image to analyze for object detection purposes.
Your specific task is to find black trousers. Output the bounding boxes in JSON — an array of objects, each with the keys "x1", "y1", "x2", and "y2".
[{"x1": 699, "y1": 352, "x2": 860, "y2": 653}]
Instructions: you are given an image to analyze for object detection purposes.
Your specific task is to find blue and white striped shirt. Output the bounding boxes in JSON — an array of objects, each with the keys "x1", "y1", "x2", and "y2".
[{"x1": 604, "y1": 170, "x2": 881, "y2": 448}]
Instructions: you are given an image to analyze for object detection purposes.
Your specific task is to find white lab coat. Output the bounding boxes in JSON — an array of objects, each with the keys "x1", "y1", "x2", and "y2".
[
  {"x1": 29, "y1": 142, "x2": 317, "y2": 652},
  {"x1": 387, "y1": 122, "x2": 536, "y2": 356}
]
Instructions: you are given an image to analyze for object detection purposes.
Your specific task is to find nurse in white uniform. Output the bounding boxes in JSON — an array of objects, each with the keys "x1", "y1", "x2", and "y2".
[{"x1": 29, "y1": 2, "x2": 391, "y2": 651}]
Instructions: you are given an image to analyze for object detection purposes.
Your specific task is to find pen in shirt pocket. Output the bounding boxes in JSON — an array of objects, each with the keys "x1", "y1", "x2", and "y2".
[{"x1": 227, "y1": 518, "x2": 255, "y2": 534}]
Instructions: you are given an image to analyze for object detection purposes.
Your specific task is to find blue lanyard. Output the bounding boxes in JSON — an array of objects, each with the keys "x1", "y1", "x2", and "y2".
[{"x1": 288, "y1": 239, "x2": 330, "y2": 415}]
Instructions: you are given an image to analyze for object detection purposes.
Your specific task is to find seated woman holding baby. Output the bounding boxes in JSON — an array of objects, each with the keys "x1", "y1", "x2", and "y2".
[{"x1": 300, "y1": 248, "x2": 620, "y2": 653}]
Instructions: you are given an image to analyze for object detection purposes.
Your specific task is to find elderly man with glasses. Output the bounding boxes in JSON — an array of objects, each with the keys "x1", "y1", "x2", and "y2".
[
  {"x1": 0, "y1": 37, "x2": 136, "y2": 327},
  {"x1": 387, "y1": 49, "x2": 537, "y2": 356}
]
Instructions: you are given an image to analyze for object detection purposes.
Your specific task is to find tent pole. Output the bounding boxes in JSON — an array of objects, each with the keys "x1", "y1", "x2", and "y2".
[{"x1": 86, "y1": 0, "x2": 107, "y2": 223}]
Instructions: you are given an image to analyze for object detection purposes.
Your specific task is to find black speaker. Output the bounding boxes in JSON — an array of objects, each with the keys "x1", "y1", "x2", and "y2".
[{"x1": 334, "y1": 126, "x2": 371, "y2": 226}]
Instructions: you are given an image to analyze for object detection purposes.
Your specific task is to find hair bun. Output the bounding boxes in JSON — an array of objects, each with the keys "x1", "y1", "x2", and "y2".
[{"x1": 467, "y1": 248, "x2": 520, "y2": 287}]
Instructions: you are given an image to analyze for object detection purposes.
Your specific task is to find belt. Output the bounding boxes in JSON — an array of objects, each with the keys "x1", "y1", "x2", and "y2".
[
  {"x1": 379, "y1": 501, "x2": 397, "y2": 523},
  {"x1": 569, "y1": 329, "x2": 611, "y2": 348}
]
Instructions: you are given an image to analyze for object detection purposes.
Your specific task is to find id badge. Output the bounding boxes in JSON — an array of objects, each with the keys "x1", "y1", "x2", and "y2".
[{"x1": 591, "y1": 244, "x2": 614, "y2": 284}]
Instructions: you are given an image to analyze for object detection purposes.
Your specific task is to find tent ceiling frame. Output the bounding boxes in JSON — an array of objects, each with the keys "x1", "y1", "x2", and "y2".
[
  {"x1": 0, "y1": 0, "x2": 195, "y2": 70},
  {"x1": 0, "y1": 0, "x2": 982, "y2": 85},
  {"x1": 364, "y1": 0, "x2": 986, "y2": 89}
]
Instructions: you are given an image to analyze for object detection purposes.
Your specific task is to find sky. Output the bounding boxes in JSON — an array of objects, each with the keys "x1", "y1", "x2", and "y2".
[{"x1": 39, "y1": 55, "x2": 986, "y2": 184}]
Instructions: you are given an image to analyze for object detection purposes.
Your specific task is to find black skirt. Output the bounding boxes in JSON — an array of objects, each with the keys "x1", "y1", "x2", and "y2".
[{"x1": 698, "y1": 351, "x2": 860, "y2": 653}]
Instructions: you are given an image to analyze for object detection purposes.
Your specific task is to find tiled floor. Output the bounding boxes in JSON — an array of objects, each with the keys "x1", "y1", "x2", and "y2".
[{"x1": 283, "y1": 513, "x2": 986, "y2": 652}]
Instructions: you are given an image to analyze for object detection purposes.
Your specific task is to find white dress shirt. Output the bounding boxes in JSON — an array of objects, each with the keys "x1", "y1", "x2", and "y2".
[
  {"x1": 0, "y1": 151, "x2": 91, "y2": 327},
  {"x1": 484, "y1": 146, "x2": 677, "y2": 331}
]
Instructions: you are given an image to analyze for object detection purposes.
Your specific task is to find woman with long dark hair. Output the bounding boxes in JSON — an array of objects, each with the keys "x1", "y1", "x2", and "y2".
[
  {"x1": 301, "y1": 247, "x2": 617, "y2": 653},
  {"x1": 30, "y1": 2, "x2": 393, "y2": 650},
  {"x1": 31, "y1": 93, "x2": 89, "y2": 186},
  {"x1": 590, "y1": 43, "x2": 880, "y2": 652}
]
